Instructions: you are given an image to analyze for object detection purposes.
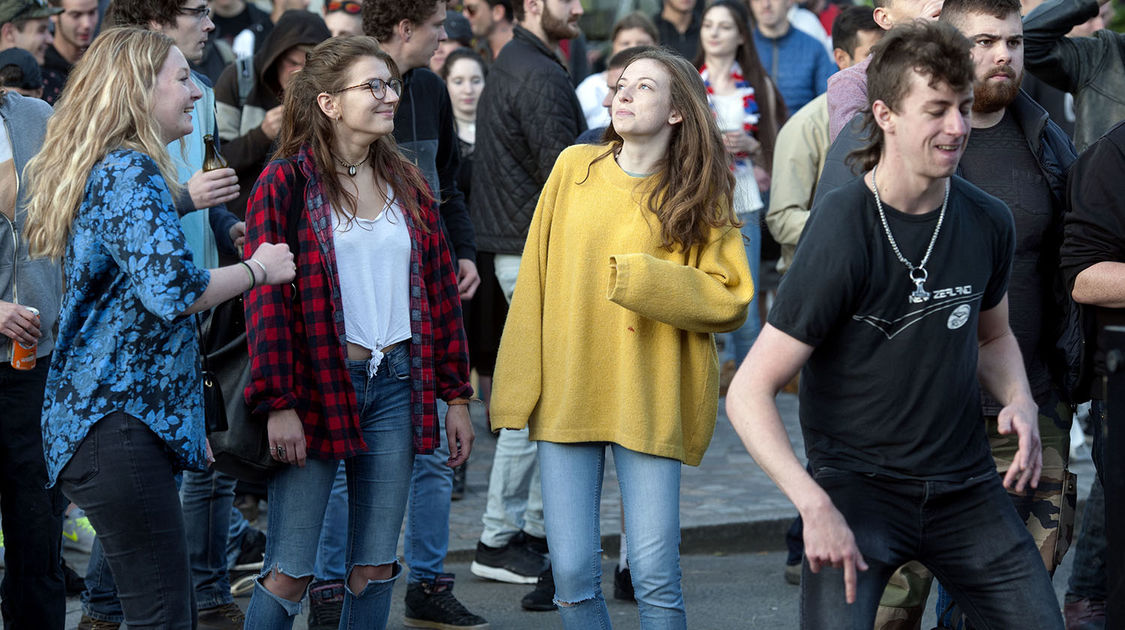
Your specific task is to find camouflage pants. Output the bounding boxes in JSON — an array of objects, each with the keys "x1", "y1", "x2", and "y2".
[{"x1": 873, "y1": 394, "x2": 1076, "y2": 630}]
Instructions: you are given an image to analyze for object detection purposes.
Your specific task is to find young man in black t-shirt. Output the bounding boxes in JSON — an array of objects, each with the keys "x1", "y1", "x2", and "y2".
[{"x1": 726, "y1": 21, "x2": 1064, "y2": 629}]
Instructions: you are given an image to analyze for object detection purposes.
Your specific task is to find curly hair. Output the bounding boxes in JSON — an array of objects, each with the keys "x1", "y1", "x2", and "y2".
[
  {"x1": 362, "y1": 0, "x2": 442, "y2": 42},
  {"x1": 847, "y1": 21, "x2": 974, "y2": 173}
]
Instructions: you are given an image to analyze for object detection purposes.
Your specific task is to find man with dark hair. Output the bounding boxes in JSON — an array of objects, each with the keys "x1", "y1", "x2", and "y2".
[
  {"x1": 1022, "y1": 0, "x2": 1123, "y2": 151},
  {"x1": 0, "y1": 0, "x2": 61, "y2": 65},
  {"x1": 654, "y1": 0, "x2": 699, "y2": 59},
  {"x1": 461, "y1": 0, "x2": 513, "y2": 59},
  {"x1": 727, "y1": 21, "x2": 1064, "y2": 628},
  {"x1": 356, "y1": 2, "x2": 484, "y2": 629},
  {"x1": 767, "y1": 5, "x2": 882, "y2": 276},
  {"x1": 41, "y1": 0, "x2": 97, "y2": 103},
  {"x1": 469, "y1": 0, "x2": 585, "y2": 602}
]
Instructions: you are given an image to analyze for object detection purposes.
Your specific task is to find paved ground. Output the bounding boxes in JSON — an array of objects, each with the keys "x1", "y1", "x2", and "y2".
[{"x1": 52, "y1": 392, "x2": 1097, "y2": 628}]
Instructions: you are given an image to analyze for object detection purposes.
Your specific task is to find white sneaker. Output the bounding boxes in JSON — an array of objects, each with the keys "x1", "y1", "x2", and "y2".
[{"x1": 62, "y1": 509, "x2": 96, "y2": 554}]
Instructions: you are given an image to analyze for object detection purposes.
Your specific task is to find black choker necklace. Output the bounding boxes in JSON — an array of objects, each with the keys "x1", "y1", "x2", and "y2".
[{"x1": 338, "y1": 155, "x2": 368, "y2": 177}]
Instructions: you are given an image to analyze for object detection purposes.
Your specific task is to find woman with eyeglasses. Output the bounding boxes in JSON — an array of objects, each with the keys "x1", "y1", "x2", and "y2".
[{"x1": 241, "y1": 36, "x2": 474, "y2": 629}]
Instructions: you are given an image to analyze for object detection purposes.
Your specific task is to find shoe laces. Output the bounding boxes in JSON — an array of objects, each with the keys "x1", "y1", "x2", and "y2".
[{"x1": 427, "y1": 589, "x2": 480, "y2": 622}]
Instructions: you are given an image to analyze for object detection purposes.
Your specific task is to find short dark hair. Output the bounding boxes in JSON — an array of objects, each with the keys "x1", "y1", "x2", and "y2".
[
  {"x1": 487, "y1": 0, "x2": 513, "y2": 22},
  {"x1": 832, "y1": 6, "x2": 880, "y2": 56},
  {"x1": 362, "y1": 0, "x2": 443, "y2": 42},
  {"x1": 849, "y1": 21, "x2": 974, "y2": 171},
  {"x1": 105, "y1": 0, "x2": 185, "y2": 29},
  {"x1": 611, "y1": 12, "x2": 658, "y2": 45},
  {"x1": 439, "y1": 46, "x2": 487, "y2": 80},
  {"x1": 940, "y1": 0, "x2": 1022, "y2": 30}
]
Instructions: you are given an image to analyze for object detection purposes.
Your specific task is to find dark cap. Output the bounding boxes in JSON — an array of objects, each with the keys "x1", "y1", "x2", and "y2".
[
  {"x1": 0, "y1": 47, "x2": 42, "y2": 89},
  {"x1": 0, "y1": 0, "x2": 63, "y2": 25},
  {"x1": 445, "y1": 10, "x2": 472, "y2": 45}
]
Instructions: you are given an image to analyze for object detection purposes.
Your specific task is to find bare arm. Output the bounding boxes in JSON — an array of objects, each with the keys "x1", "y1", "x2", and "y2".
[
  {"x1": 725, "y1": 324, "x2": 868, "y2": 602},
  {"x1": 181, "y1": 243, "x2": 294, "y2": 316},
  {"x1": 976, "y1": 295, "x2": 1042, "y2": 492},
  {"x1": 1072, "y1": 261, "x2": 1125, "y2": 307}
]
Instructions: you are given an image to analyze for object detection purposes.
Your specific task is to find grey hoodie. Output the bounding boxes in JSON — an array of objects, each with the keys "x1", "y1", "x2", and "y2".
[{"x1": 1, "y1": 90, "x2": 61, "y2": 361}]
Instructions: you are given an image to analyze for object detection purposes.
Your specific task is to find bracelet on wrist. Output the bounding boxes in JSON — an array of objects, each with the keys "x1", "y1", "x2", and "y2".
[
  {"x1": 239, "y1": 261, "x2": 256, "y2": 290},
  {"x1": 446, "y1": 398, "x2": 471, "y2": 406},
  {"x1": 248, "y1": 258, "x2": 268, "y2": 285}
]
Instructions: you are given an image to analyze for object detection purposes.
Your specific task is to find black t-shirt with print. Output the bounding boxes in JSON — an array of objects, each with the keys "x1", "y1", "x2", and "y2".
[{"x1": 769, "y1": 174, "x2": 1015, "y2": 481}]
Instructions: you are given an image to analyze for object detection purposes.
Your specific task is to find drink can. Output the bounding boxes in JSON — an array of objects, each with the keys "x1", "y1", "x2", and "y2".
[{"x1": 10, "y1": 306, "x2": 39, "y2": 371}]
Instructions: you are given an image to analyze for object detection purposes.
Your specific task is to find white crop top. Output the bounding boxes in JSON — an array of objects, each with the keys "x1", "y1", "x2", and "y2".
[{"x1": 332, "y1": 190, "x2": 412, "y2": 376}]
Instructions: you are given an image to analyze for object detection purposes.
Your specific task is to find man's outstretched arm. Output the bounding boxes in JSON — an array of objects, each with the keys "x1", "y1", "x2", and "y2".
[
  {"x1": 976, "y1": 295, "x2": 1042, "y2": 492},
  {"x1": 726, "y1": 324, "x2": 868, "y2": 603}
]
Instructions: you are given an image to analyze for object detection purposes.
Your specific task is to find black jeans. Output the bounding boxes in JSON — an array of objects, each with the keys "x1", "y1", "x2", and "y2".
[
  {"x1": 800, "y1": 467, "x2": 1063, "y2": 630},
  {"x1": 0, "y1": 359, "x2": 66, "y2": 629},
  {"x1": 59, "y1": 411, "x2": 197, "y2": 629}
]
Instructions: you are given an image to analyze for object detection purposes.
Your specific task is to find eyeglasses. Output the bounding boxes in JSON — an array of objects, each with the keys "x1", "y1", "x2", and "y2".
[
  {"x1": 179, "y1": 4, "x2": 211, "y2": 21},
  {"x1": 325, "y1": 0, "x2": 361, "y2": 14},
  {"x1": 336, "y1": 77, "x2": 403, "y2": 100}
]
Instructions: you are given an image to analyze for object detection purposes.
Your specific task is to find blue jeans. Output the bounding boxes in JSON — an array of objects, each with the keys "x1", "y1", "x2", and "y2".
[
  {"x1": 60, "y1": 412, "x2": 196, "y2": 629},
  {"x1": 718, "y1": 212, "x2": 761, "y2": 364},
  {"x1": 539, "y1": 441, "x2": 686, "y2": 630},
  {"x1": 315, "y1": 399, "x2": 455, "y2": 585},
  {"x1": 801, "y1": 467, "x2": 1063, "y2": 629},
  {"x1": 405, "y1": 399, "x2": 453, "y2": 583},
  {"x1": 181, "y1": 468, "x2": 236, "y2": 609},
  {"x1": 245, "y1": 346, "x2": 414, "y2": 629},
  {"x1": 0, "y1": 360, "x2": 66, "y2": 629},
  {"x1": 1068, "y1": 400, "x2": 1107, "y2": 601}
]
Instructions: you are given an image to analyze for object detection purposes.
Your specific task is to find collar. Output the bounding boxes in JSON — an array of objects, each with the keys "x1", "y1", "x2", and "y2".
[{"x1": 511, "y1": 24, "x2": 568, "y2": 71}]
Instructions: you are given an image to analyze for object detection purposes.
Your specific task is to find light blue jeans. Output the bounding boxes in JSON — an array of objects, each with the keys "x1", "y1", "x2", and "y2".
[
  {"x1": 539, "y1": 441, "x2": 686, "y2": 630},
  {"x1": 244, "y1": 347, "x2": 414, "y2": 629},
  {"x1": 316, "y1": 399, "x2": 456, "y2": 585},
  {"x1": 718, "y1": 211, "x2": 761, "y2": 365}
]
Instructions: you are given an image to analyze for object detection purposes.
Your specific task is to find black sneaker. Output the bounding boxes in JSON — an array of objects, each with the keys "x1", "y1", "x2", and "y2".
[
  {"x1": 519, "y1": 531, "x2": 548, "y2": 557},
  {"x1": 229, "y1": 527, "x2": 266, "y2": 597},
  {"x1": 404, "y1": 574, "x2": 489, "y2": 629},
  {"x1": 520, "y1": 568, "x2": 557, "y2": 611},
  {"x1": 470, "y1": 536, "x2": 548, "y2": 584},
  {"x1": 613, "y1": 565, "x2": 635, "y2": 602},
  {"x1": 307, "y1": 579, "x2": 345, "y2": 630},
  {"x1": 196, "y1": 602, "x2": 245, "y2": 630},
  {"x1": 451, "y1": 463, "x2": 467, "y2": 500},
  {"x1": 61, "y1": 557, "x2": 86, "y2": 596}
]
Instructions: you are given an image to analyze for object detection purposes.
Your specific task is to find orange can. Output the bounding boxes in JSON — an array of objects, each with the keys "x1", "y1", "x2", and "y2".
[{"x1": 10, "y1": 306, "x2": 38, "y2": 371}]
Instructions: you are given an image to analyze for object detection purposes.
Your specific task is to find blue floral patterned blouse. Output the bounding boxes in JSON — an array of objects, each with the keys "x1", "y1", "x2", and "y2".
[{"x1": 41, "y1": 149, "x2": 211, "y2": 485}]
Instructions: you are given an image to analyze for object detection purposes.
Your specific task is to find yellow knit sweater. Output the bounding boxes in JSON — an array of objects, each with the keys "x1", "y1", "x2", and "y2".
[{"x1": 489, "y1": 144, "x2": 753, "y2": 466}]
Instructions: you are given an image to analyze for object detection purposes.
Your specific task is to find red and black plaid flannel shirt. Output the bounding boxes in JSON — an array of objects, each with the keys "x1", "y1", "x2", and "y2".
[{"x1": 243, "y1": 146, "x2": 472, "y2": 458}]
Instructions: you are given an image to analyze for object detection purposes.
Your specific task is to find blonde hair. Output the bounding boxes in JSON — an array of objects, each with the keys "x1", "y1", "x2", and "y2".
[{"x1": 24, "y1": 27, "x2": 181, "y2": 260}]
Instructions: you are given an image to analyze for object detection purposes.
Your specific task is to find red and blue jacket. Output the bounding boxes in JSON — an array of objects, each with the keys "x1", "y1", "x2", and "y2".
[{"x1": 243, "y1": 144, "x2": 472, "y2": 459}]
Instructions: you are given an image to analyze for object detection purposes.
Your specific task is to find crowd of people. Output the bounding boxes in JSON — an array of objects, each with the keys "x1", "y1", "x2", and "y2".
[{"x1": 0, "y1": 0, "x2": 1120, "y2": 628}]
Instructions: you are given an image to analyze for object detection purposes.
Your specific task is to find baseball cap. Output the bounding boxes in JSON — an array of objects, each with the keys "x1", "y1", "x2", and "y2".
[
  {"x1": 0, "y1": 0, "x2": 62, "y2": 25},
  {"x1": 445, "y1": 10, "x2": 472, "y2": 45},
  {"x1": 0, "y1": 47, "x2": 42, "y2": 89}
]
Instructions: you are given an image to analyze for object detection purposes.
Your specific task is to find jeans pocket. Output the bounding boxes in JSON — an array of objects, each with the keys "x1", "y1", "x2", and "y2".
[
  {"x1": 58, "y1": 424, "x2": 100, "y2": 487},
  {"x1": 387, "y1": 345, "x2": 411, "y2": 381}
]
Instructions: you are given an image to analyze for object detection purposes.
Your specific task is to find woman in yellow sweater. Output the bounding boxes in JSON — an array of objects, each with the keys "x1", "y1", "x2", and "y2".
[{"x1": 489, "y1": 46, "x2": 753, "y2": 629}]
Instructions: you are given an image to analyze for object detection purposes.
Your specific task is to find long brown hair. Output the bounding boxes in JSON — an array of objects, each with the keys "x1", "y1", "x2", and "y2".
[
  {"x1": 593, "y1": 46, "x2": 738, "y2": 252},
  {"x1": 695, "y1": 0, "x2": 787, "y2": 169},
  {"x1": 272, "y1": 36, "x2": 432, "y2": 227}
]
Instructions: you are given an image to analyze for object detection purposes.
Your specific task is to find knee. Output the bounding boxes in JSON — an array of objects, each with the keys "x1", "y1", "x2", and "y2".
[
  {"x1": 350, "y1": 562, "x2": 395, "y2": 584},
  {"x1": 262, "y1": 568, "x2": 311, "y2": 602}
]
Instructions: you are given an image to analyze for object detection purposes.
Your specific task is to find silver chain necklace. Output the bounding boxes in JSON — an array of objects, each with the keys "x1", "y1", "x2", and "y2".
[{"x1": 871, "y1": 164, "x2": 950, "y2": 304}]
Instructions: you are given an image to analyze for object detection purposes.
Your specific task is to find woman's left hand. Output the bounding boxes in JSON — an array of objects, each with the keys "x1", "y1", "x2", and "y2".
[
  {"x1": 723, "y1": 131, "x2": 761, "y2": 157},
  {"x1": 444, "y1": 403, "x2": 475, "y2": 467}
]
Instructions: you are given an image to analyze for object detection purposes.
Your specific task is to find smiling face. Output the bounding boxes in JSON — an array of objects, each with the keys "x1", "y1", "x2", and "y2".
[
  {"x1": 153, "y1": 46, "x2": 203, "y2": 144},
  {"x1": 444, "y1": 56, "x2": 484, "y2": 119},
  {"x1": 152, "y1": 0, "x2": 214, "y2": 64},
  {"x1": 55, "y1": 0, "x2": 99, "y2": 51},
  {"x1": 876, "y1": 70, "x2": 972, "y2": 180},
  {"x1": 960, "y1": 10, "x2": 1023, "y2": 114},
  {"x1": 611, "y1": 57, "x2": 682, "y2": 142},
  {"x1": 7, "y1": 18, "x2": 53, "y2": 64},
  {"x1": 700, "y1": 5, "x2": 743, "y2": 59},
  {"x1": 325, "y1": 56, "x2": 400, "y2": 143}
]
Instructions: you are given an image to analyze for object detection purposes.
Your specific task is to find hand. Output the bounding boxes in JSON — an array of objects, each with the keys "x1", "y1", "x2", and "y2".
[
  {"x1": 723, "y1": 130, "x2": 761, "y2": 157},
  {"x1": 260, "y1": 106, "x2": 284, "y2": 140},
  {"x1": 187, "y1": 168, "x2": 240, "y2": 209},
  {"x1": 753, "y1": 165, "x2": 771, "y2": 193},
  {"x1": 205, "y1": 438, "x2": 215, "y2": 465},
  {"x1": 444, "y1": 403, "x2": 475, "y2": 467},
  {"x1": 267, "y1": 409, "x2": 307, "y2": 467},
  {"x1": 249, "y1": 243, "x2": 296, "y2": 285},
  {"x1": 457, "y1": 258, "x2": 480, "y2": 300},
  {"x1": 230, "y1": 222, "x2": 247, "y2": 257},
  {"x1": 0, "y1": 301, "x2": 41, "y2": 346},
  {"x1": 802, "y1": 500, "x2": 869, "y2": 604},
  {"x1": 997, "y1": 398, "x2": 1043, "y2": 492}
]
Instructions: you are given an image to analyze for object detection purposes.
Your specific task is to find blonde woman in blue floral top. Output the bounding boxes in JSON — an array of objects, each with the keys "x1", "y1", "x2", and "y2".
[{"x1": 22, "y1": 28, "x2": 295, "y2": 628}]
